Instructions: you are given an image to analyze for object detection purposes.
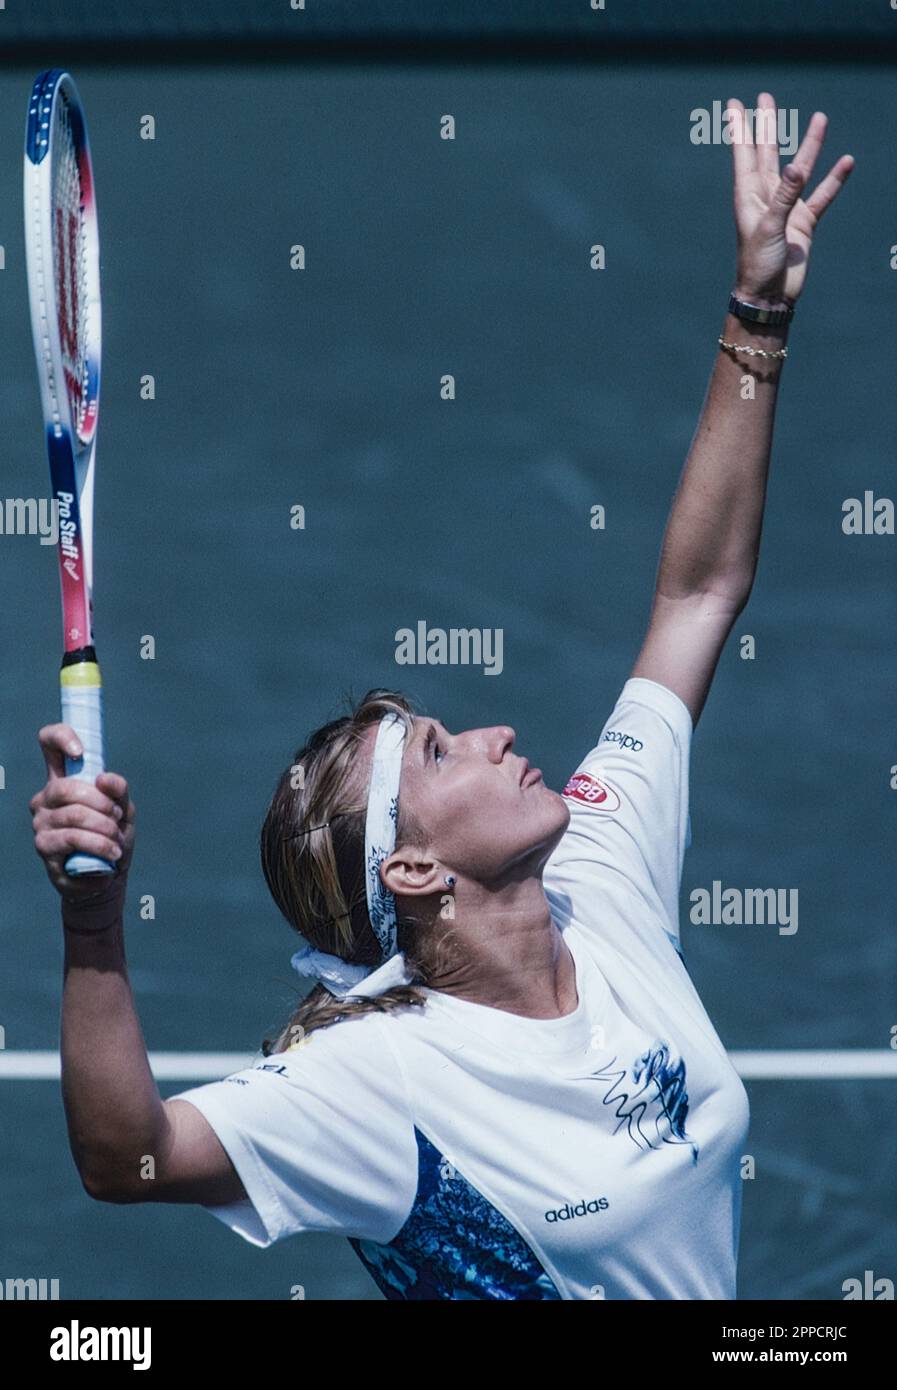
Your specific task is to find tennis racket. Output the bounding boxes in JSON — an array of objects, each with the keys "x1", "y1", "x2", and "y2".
[{"x1": 24, "y1": 70, "x2": 113, "y2": 876}]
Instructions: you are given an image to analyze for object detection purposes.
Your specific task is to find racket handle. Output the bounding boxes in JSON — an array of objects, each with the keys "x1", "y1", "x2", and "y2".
[{"x1": 60, "y1": 659, "x2": 115, "y2": 877}]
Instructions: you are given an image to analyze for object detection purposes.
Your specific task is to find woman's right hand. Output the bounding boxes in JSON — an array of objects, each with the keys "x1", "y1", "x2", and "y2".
[{"x1": 30, "y1": 724, "x2": 135, "y2": 900}]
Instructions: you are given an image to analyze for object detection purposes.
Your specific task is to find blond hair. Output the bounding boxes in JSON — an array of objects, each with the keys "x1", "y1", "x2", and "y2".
[{"x1": 260, "y1": 688, "x2": 448, "y2": 1053}]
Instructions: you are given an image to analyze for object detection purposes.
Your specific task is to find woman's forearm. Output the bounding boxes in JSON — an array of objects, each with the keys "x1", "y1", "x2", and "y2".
[
  {"x1": 653, "y1": 93, "x2": 853, "y2": 611},
  {"x1": 652, "y1": 297, "x2": 790, "y2": 610},
  {"x1": 61, "y1": 888, "x2": 167, "y2": 1197}
]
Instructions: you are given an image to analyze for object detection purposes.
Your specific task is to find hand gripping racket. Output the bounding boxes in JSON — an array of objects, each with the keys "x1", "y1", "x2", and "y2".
[{"x1": 24, "y1": 71, "x2": 113, "y2": 876}]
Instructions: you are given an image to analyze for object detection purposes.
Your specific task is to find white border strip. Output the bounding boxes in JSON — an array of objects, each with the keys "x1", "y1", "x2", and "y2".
[{"x1": 0, "y1": 1050, "x2": 895, "y2": 1081}]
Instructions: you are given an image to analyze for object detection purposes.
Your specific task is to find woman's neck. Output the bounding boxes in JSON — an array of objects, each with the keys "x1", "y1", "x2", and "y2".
[{"x1": 425, "y1": 877, "x2": 579, "y2": 1020}]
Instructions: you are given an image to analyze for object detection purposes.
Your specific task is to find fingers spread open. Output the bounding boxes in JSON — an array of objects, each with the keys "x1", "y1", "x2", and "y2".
[
  {"x1": 804, "y1": 154, "x2": 855, "y2": 222},
  {"x1": 791, "y1": 110, "x2": 828, "y2": 186},
  {"x1": 754, "y1": 92, "x2": 780, "y2": 182},
  {"x1": 767, "y1": 162, "x2": 807, "y2": 228},
  {"x1": 726, "y1": 98, "x2": 757, "y2": 181}
]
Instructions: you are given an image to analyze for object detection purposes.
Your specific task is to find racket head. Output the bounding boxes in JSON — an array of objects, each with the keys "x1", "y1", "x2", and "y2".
[{"x1": 25, "y1": 69, "x2": 101, "y2": 451}]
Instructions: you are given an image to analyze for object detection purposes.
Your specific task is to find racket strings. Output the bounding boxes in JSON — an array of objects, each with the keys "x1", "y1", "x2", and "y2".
[{"x1": 52, "y1": 94, "x2": 89, "y2": 439}]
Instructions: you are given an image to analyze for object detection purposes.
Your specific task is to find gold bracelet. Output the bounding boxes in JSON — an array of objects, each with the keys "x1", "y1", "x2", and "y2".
[{"x1": 718, "y1": 335, "x2": 788, "y2": 361}]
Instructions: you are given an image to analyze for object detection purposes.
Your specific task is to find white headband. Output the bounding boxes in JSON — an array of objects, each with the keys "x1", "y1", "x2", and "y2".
[{"x1": 290, "y1": 712, "x2": 413, "y2": 1000}]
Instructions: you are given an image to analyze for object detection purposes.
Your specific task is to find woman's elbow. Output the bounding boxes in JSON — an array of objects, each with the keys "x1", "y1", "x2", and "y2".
[{"x1": 78, "y1": 1161, "x2": 142, "y2": 1205}]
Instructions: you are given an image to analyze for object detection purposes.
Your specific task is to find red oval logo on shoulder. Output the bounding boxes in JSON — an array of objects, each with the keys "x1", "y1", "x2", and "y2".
[{"x1": 562, "y1": 772, "x2": 621, "y2": 812}]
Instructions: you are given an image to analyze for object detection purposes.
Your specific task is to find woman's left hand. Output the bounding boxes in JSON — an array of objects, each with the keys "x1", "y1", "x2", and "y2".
[{"x1": 728, "y1": 92, "x2": 854, "y2": 306}]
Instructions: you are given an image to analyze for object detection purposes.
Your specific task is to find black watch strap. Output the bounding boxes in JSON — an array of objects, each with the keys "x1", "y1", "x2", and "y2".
[{"x1": 728, "y1": 292, "x2": 794, "y2": 326}]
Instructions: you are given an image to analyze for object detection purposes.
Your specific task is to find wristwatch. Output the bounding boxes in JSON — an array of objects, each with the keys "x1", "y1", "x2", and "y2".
[{"x1": 728, "y1": 291, "x2": 794, "y2": 326}]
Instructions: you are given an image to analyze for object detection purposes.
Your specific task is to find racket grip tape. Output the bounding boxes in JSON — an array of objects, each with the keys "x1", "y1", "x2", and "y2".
[{"x1": 60, "y1": 658, "x2": 116, "y2": 876}]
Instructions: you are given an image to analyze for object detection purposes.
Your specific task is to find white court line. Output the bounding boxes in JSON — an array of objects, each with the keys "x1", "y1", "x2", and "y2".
[
  {"x1": 0, "y1": 1050, "x2": 895, "y2": 1081},
  {"x1": 732, "y1": 1050, "x2": 897, "y2": 1079}
]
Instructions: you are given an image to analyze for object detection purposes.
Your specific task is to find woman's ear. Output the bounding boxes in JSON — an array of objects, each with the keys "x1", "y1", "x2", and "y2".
[{"x1": 380, "y1": 848, "x2": 442, "y2": 899}]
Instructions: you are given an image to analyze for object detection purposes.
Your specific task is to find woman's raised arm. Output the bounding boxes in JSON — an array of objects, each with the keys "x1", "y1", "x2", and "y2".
[
  {"x1": 31, "y1": 722, "x2": 243, "y2": 1206},
  {"x1": 631, "y1": 92, "x2": 853, "y2": 726}
]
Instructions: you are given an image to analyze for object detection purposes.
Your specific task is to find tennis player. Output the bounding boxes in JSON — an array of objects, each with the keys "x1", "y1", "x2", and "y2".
[{"x1": 31, "y1": 95, "x2": 851, "y2": 1300}]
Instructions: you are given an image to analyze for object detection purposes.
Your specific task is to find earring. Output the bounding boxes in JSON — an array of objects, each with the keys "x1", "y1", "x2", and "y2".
[{"x1": 444, "y1": 874, "x2": 456, "y2": 888}]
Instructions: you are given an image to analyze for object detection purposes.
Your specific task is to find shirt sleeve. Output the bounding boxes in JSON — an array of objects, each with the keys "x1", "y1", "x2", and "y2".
[
  {"x1": 543, "y1": 676, "x2": 693, "y2": 947},
  {"x1": 167, "y1": 1013, "x2": 419, "y2": 1248}
]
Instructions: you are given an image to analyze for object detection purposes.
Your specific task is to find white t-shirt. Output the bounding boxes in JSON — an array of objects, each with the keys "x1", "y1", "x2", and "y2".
[{"x1": 172, "y1": 676, "x2": 750, "y2": 1300}]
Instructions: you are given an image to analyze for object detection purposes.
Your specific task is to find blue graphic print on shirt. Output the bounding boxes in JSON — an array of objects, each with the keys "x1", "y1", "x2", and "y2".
[
  {"x1": 349, "y1": 1127, "x2": 562, "y2": 1301},
  {"x1": 589, "y1": 1042, "x2": 700, "y2": 1164}
]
